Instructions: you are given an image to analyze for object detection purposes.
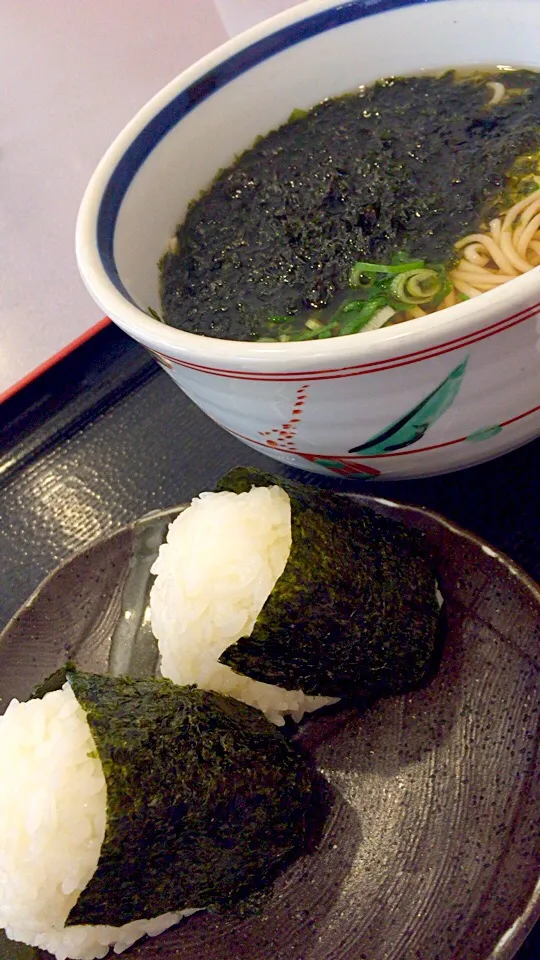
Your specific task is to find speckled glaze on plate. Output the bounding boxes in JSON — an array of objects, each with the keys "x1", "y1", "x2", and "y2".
[{"x1": 0, "y1": 495, "x2": 538, "y2": 960}]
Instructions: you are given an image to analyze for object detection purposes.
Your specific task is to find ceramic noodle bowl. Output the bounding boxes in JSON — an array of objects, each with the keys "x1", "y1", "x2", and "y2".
[{"x1": 76, "y1": 0, "x2": 540, "y2": 480}]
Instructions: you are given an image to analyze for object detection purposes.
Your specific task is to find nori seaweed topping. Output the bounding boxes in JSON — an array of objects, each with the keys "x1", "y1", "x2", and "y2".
[
  {"x1": 34, "y1": 669, "x2": 313, "y2": 926},
  {"x1": 216, "y1": 468, "x2": 442, "y2": 698},
  {"x1": 160, "y1": 69, "x2": 540, "y2": 340},
  {"x1": 32, "y1": 664, "x2": 74, "y2": 699}
]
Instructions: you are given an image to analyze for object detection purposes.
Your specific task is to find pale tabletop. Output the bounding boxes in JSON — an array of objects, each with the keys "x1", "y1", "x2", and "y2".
[{"x1": 0, "y1": 0, "x2": 300, "y2": 401}]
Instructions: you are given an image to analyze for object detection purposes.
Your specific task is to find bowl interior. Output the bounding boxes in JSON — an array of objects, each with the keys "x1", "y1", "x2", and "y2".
[{"x1": 95, "y1": 0, "x2": 540, "y2": 319}]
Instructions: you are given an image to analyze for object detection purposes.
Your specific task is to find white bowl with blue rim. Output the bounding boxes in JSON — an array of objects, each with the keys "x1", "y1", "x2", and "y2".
[{"x1": 76, "y1": 0, "x2": 540, "y2": 480}]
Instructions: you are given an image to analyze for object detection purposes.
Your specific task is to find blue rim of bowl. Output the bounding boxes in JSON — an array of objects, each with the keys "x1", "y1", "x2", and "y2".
[{"x1": 96, "y1": 0, "x2": 440, "y2": 305}]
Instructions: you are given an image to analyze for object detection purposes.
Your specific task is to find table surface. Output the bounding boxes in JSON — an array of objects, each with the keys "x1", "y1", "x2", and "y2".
[
  {"x1": 0, "y1": 324, "x2": 538, "y2": 959},
  {"x1": 0, "y1": 0, "x2": 299, "y2": 400}
]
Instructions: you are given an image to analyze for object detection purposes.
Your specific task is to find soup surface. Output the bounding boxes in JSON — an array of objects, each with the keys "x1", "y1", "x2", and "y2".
[{"x1": 159, "y1": 69, "x2": 540, "y2": 341}]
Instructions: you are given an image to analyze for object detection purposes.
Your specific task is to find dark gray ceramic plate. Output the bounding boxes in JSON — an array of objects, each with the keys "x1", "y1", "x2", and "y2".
[{"x1": 0, "y1": 496, "x2": 539, "y2": 960}]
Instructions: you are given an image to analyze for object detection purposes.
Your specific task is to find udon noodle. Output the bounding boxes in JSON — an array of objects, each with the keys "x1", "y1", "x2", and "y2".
[{"x1": 403, "y1": 188, "x2": 540, "y2": 321}]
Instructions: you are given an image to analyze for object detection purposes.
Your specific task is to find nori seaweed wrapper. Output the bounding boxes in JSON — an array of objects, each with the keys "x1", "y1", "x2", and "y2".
[
  {"x1": 160, "y1": 70, "x2": 540, "y2": 341},
  {"x1": 34, "y1": 669, "x2": 313, "y2": 927},
  {"x1": 216, "y1": 467, "x2": 443, "y2": 698}
]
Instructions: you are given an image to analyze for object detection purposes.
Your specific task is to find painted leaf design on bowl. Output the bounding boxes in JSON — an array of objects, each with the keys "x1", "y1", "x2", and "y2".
[
  {"x1": 465, "y1": 425, "x2": 503, "y2": 442},
  {"x1": 349, "y1": 357, "x2": 469, "y2": 455}
]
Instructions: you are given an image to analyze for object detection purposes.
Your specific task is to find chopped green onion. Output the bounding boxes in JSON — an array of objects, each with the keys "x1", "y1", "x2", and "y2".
[
  {"x1": 318, "y1": 327, "x2": 337, "y2": 339},
  {"x1": 288, "y1": 107, "x2": 308, "y2": 122},
  {"x1": 342, "y1": 299, "x2": 368, "y2": 313},
  {"x1": 349, "y1": 259, "x2": 425, "y2": 286},
  {"x1": 294, "y1": 316, "x2": 341, "y2": 340},
  {"x1": 294, "y1": 326, "x2": 327, "y2": 341},
  {"x1": 390, "y1": 268, "x2": 442, "y2": 304},
  {"x1": 361, "y1": 305, "x2": 396, "y2": 332},
  {"x1": 337, "y1": 296, "x2": 388, "y2": 336},
  {"x1": 261, "y1": 252, "x2": 450, "y2": 343},
  {"x1": 338, "y1": 313, "x2": 368, "y2": 336},
  {"x1": 428, "y1": 278, "x2": 453, "y2": 308},
  {"x1": 349, "y1": 272, "x2": 375, "y2": 289},
  {"x1": 388, "y1": 261, "x2": 426, "y2": 274}
]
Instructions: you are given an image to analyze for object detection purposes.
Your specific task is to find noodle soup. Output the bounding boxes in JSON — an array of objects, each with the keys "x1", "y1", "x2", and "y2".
[{"x1": 159, "y1": 68, "x2": 540, "y2": 342}]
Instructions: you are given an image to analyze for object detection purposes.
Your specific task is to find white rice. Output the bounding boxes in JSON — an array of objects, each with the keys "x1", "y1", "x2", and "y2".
[
  {"x1": 150, "y1": 485, "x2": 339, "y2": 725},
  {"x1": 0, "y1": 685, "x2": 196, "y2": 960}
]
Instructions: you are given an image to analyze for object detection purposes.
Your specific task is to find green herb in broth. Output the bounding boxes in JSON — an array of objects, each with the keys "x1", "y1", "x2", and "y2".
[
  {"x1": 258, "y1": 257, "x2": 451, "y2": 341},
  {"x1": 349, "y1": 259, "x2": 425, "y2": 282},
  {"x1": 288, "y1": 107, "x2": 309, "y2": 122}
]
